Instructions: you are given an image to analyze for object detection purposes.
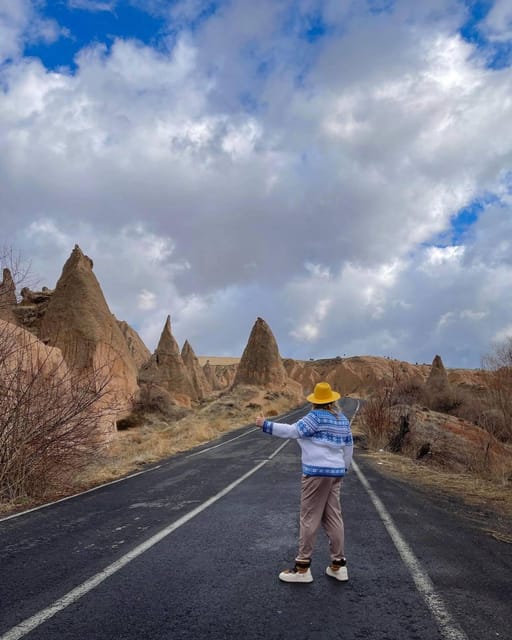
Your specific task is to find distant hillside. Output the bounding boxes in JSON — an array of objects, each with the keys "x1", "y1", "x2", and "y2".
[{"x1": 198, "y1": 356, "x2": 241, "y2": 366}]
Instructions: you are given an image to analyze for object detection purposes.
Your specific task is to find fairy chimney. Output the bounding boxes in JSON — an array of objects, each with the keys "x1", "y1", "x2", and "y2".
[
  {"x1": 139, "y1": 316, "x2": 197, "y2": 402},
  {"x1": 0, "y1": 268, "x2": 17, "y2": 321},
  {"x1": 181, "y1": 340, "x2": 211, "y2": 399},
  {"x1": 38, "y1": 245, "x2": 139, "y2": 432},
  {"x1": 203, "y1": 359, "x2": 216, "y2": 388},
  {"x1": 233, "y1": 317, "x2": 287, "y2": 387},
  {"x1": 426, "y1": 354, "x2": 450, "y2": 394}
]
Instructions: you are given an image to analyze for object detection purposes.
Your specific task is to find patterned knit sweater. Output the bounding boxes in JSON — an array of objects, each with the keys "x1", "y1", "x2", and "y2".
[{"x1": 262, "y1": 408, "x2": 354, "y2": 477}]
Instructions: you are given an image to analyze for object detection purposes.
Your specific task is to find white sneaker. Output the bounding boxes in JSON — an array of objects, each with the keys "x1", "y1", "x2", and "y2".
[
  {"x1": 326, "y1": 560, "x2": 348, "y2": 582},
  {"x1": 279, "y1": 564, "x2": 313, "y2": 583}
]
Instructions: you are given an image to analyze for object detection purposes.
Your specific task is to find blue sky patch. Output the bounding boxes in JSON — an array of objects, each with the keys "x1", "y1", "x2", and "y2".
[
  {"x1": 460, "y1": 0, "x2": 512, "y2": 69},
  {"x1": 449, "y1": 195, "x2": 498, "y2": 243},
  {"x1": 24, "y1": 1, "x2": 166, "y2": 71}
]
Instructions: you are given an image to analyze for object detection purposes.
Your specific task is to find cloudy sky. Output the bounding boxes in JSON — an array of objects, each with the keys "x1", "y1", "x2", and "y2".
[{"x1": 1, "y1": 0, "x2": 512, "y2": 367}]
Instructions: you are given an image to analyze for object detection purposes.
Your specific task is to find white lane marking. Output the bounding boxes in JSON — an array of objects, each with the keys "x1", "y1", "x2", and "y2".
[
  {"x1": 348, "y1": 399, "x2": 360, "y2": 425},
  {"x1": 352, "y1": 460, "x2": 468, "y2": 640},
  {"x1": 185, "y1": 428, "x2": 259, "y2": 458},
  {"x1": 0, "y1": 466, "x2": 162, "y2": 524},
  {"x1": 0, "y1": 440, "x2": 289, "y2": 640},
  {"x1": 0, "y1": 408, "x2": 303, "y2": 523}
]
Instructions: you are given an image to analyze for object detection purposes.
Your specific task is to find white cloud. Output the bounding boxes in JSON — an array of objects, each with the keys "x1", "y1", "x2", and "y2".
[
  {"x1": 2, "y1": 1, "x2": 512, "y2": 366},
  {"x1": 68, "y1": 1, "x2": 116, "y2": 11},
  {"x1": 480, "y1": 0, "x2": 512, "y2": 42},
  {"x1": 493, "y1": 325, "x2": 512, "y2": 343}
]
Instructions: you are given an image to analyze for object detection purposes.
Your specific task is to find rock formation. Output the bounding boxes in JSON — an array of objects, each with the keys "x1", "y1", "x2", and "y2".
[
  {"x1": 233, "y1": 317, "x2": 287, "y2": 388},
  {"x1": 284, "y1": 355, "x2": 430, "y2": 398},
  {"x1": 38, "y1": 245, "x2": 139, "y2": 434},
  {"x1": 117, "y1": 320, "x2": 151, "y2": 369},
  {"x1": 0, "y1": 268, "x2": 17, "y2": 322},
  {"x1": 0, "y1": 318, "x2": 65, "y2": 380},
  {"x1": 426, "y1": 355, "x2": 450, "y2": 393},
  {"x1": 203, "y1": 359, "x2": 219, "y2": 390},
  {"x1": 181, "y1": 340, "x2": 211, "y2": 400},
  {"x1": 202, "y1": 360, "x2": 237, "y2": 391},
  {"x1": 12, "y1": 286, "x2": 54, "y2": 336},
  {"x1": 387, "y1": 404, "x2": 511, "y2": 477},
  {"x1": 139, "y1": 316, "x2": 197, "y2": 406}
]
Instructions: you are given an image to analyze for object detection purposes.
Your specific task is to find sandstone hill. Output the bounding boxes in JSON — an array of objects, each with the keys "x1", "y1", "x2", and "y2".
[{"x1": 284, "y1": 355, "x2": 429, "y2": 397}]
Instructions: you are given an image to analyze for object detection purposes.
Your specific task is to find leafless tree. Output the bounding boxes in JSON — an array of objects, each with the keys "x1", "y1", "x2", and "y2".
[
  {"x1": 482, "y1": 337, "x2": 512, "y2": 442},
  {"x1": 0, "y1": 321, "x2": 118, "y2": 501}
]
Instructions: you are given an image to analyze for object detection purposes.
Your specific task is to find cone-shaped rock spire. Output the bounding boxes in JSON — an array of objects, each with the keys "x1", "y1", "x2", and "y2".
[
  {"x1": 426, "y1": 354, "x2": 450, "y2": 393},
  {"x1": 139, "y1": 316, "x2": 197, "y2": 402},
  {"x1": 233, "y1": 317, "x2": 287, "y2": 387},
  {"x1": 181, "y1": 340, "x2": 211, "y2": 399},
  {"x1": 0, "y1": 268, "x2": 17, "y2": 321},
  {"x1": 40, "y1": 246, "x2": 137, "y2": 377},
  {"x1": 38, "y1": 245, "x2": 139, "y2": 433}
]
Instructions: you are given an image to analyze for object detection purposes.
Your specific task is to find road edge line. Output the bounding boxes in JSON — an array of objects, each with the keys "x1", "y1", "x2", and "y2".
[{"x1": 352, "y1": 459, "x2": 468, "y2": 640}]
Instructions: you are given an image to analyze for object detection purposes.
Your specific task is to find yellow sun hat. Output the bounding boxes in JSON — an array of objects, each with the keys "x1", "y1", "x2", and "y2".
[{"x1": 306, "y1": 381, "x2": 341, "y2": 404}]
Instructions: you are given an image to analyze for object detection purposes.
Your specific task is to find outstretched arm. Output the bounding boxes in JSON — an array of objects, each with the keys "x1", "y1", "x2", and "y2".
[{"x1": 255, "y1": 415, "x2": 302, "y2": 439}]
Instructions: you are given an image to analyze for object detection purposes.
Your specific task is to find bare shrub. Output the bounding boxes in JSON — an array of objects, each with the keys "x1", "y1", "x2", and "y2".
[
  {"x1": 359, "y1": 389, "x2": 393, "y2": 449},
  {"x1": 360, "y1": 361, "x2": 423, "y2": 448},
  {"x1": 423, "y1": 386, "x2": 465, "y2": 414},
  {"x1": 391, "y1": 378, "x2": 426, "y2": 406},
  {"x1": 0, "y1": 321, "x2": 116, "y2": 501},
  {"x1": 482, "y1": 337, "x2": 512, "y2": 442}
]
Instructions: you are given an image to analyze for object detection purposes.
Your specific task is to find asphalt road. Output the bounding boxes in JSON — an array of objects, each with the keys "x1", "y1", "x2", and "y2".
[{"x1": 1, "y1": 398, "x2": 510, "y2": 640}]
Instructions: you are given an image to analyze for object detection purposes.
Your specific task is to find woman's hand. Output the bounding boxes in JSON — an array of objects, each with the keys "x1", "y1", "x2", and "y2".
[{"x1": 255, "y1": 415, "x2": 265, "y2": 428}]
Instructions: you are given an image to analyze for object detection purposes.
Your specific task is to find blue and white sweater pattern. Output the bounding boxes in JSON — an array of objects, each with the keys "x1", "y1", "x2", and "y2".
[{"x1": 262, "y1": 409, "x2": 354, "y2": 477}]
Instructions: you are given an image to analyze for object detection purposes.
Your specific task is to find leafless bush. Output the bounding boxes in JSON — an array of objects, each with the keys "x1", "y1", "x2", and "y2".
[
  {"x1": 360, "y1": 362, "x2": 416, "y2": 448},
  {"x1": 391, "y1": 378, "x2": 426, "y2": 406},
  {"x1": 423, "y1": 386, "x2": 465, "y2": 414},
  {"x1": 481, "y1": 337, "x2": 512, "y2": 442},
  {"x1": 0, "y1": 321, "x2": 117, "y2": 501},
  {"x1": 359, "y1": 388, "x2": 393, "y2": 449}
]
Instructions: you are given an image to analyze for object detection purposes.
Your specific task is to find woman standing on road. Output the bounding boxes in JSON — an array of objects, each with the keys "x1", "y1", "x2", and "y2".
[{"x1": 256, "y1": 381, "x2": 353, "y2": 584}]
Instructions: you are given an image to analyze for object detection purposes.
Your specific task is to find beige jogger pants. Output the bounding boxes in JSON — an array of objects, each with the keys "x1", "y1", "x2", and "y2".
[{"x1": 296, "y1": 475, "x2": 345, "y2": 562}]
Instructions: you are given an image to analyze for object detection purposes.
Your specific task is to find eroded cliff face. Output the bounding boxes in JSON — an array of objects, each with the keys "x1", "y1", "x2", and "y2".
[{"x1": 117, "y1": 320, "x2": 151, "y2": 370}]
